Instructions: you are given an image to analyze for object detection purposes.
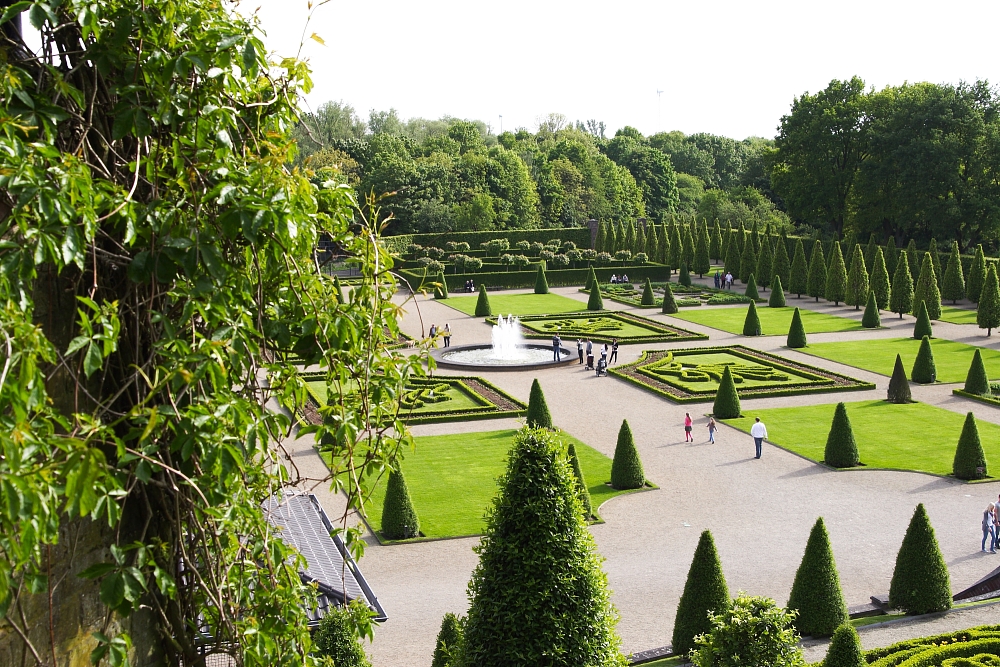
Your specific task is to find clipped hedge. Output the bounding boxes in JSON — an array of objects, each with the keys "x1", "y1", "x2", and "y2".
[
  {"x1": 672, "y1": 530, "x2": 729, "y2": 655},
  {"x1": 401, "y1": 264, "x2": 671, "y2": 292},
  {"x1": 865, "y1": 627, "x2": 1000, "y2": 667},
  {"x1": 383, "y1": 227, "x2": 593, "y2": 253},
  {"x1": 610, "y1": 420, "x2": 645, "y2": 489},
  {"x1": 382, "y1": 470, "x2": 420, "y2": 539}
]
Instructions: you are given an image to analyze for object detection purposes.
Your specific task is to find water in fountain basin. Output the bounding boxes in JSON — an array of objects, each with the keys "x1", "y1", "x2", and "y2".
[{"x1": 491, "y1": 314, "x2": 527, "y2": 360}]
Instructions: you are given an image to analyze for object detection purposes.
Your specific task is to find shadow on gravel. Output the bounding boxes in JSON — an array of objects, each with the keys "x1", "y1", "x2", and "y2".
[
  {"x1": 716, "y1": 457, "x2": 758, "y2": 466},
  {"x1": 948, "y1": 551, "x2": 996, "y2": 568},
  {"x1": 907, "y1": 477, "x2": 961, "y2": 494},
  {"x1": 778, "y1": 465, "x2": 828, "y2": 479}
]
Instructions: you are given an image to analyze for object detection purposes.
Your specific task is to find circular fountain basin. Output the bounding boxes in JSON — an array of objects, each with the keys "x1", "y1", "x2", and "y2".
[{"x1": 432, "y1": 344, "x2": 575, "y2": 371}]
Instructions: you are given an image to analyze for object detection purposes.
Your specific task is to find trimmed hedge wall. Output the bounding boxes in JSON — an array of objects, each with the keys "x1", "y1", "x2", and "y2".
[
  {"x1": 383, "y1": 227, "x2": 593, "y2": 253},
  {"x1": 401, "y1": 264, "x2": 671, "y2": 291}
]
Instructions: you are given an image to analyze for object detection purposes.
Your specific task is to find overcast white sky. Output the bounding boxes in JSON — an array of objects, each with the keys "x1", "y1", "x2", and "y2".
[{"x1": 250, "y1": 0, "x2": 997, "y2": 140}]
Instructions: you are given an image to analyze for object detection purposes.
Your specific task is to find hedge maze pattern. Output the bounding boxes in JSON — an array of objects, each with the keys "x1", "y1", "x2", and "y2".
[
  {"x1": 583, "y1": 283, "x2": 761, "y2": 308},
  {"x1": 491, "y1": 311, "x2": 708, "y2": 344},
  {"x1": 535, "y1": 316, "x2": 624, "y2": 335},
  {"x1": 643, "y1": 352, "x2": 791, "y2": 384},
  {"x1": 400, "y1": 382, "x2": 453, "y2": 409},
  {"x1": 865, "y1": 626, "x2": 1000, "y2": 667}
]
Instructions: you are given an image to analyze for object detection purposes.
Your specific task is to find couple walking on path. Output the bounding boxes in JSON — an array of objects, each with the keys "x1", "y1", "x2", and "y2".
[
  {"x1": 683, "y1": 413, "x2": 718, "y2": 444},
  {"x1": 982, "y1": 495, "x2": 1000, "y2": 552}
]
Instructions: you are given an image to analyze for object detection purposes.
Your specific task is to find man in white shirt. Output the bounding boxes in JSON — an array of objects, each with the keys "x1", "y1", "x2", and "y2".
[{"x1": 750, "y1": 417, "x2": 768, "y2": 459}]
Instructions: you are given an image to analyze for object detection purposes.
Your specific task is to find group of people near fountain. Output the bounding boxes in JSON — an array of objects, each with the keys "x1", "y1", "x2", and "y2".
[
  {"x1": 429, "y1": 323, "x2": 452, "y2": 347},
  {"x1": 573, "y1": 337, "x2": 619, "y2": 373}
]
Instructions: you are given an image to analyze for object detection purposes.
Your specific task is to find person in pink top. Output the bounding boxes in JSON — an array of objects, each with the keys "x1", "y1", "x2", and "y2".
[{"x1": 684, "y1": 412, "x2": 693, "y2": 442}]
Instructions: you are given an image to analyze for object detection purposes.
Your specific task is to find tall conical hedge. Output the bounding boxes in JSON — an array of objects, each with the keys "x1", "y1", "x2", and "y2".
[
  {"x1": 824, "y1": 403, "x2": 860, "y2": 468},
  {"x1": 587, "y1": 283, "x2": 604, "y2": 311},
  {"x1": 434, "y1": 270, "x2": 449, "y2": 299},
  {"x1": 942, "y1": 241, "x2": 965, "y2": 304},
  {"x1": 680, "y1": 262, "x2": 692, "y2": 287},
  {"x1": 953, "y1": 412, "x2": 988, "y2": 480},
  {"x1": 773, "y1": 236, "x2": 791, "y2": 287},
  {"x1": 431, "y1": 613, "x2": 464, "y2": 667},
  {"x1": 585, "y1": 265, "x2": 598, "y2": 291},
  {"x1": 929, "y1": 238, "x2": 943, "y2": 287},
  {"x1": 964, "y1": 349, "x2": 990, "y2": 395},
  {"x1": 885, "y1": 235, "x2": 898, "y2": 277},
  {"x1": 672, "y1": 531, "x2": 730, "y2": 655},
  {"x1": 756, "y1": 235, "x2": 774, "y2": 291},
  {"x1": 870, "y1": 247, "x2": 891, "y2": 310},
  {"x1": 910, "y1": 335, "x2": 936, "y2": 384},
  {"x1": 787, "y1": 308, "x2": 807, "y2": 348},
  {"x1": 968, "y1": 244, "x2": 987, "y2": 303},
  {"x1": 694, "y1": 226, "x2": 711, "y2": 277},
  {"x1": 906, "y1": 239, "x2": 919, "y2": 283},
  {"x1": 861, "y1": 291, "x2": 880, "y2": 328},
  {"x1": 710, "y1": 221, "x2": 723, "y2": 262},
  {"x1": 888, "y1": 504, "x2": 952, "y2": 614},
  {"x1": 743, "y1": 300, "x2": 762, "y2": 336},
  {"x1": 744, "y1": 273, "x2": 759, "y2": 300},
  {"x1": 846, "y1": 244, "x2": 869, "y2": 310},
  {"x1": 610, "y1": 420, "x2": 644, "y2": 490},
  {"x1": 808, "y1": 240, "x2": 827, "y2": 302},
  {"x1": 824, "y1": 624, "x2": 865, "y2": 667},
  {"x1": 567, "y1": 442, "x2": 593, "y2": 518},
  {"x1": 534, "y1": 264, "x2": 549, "y2": 294},
  {"x1": 978, "y1": 263, "x2": 1000, "y2": 336},
  {"x1": 912, "y1": 300, "x2": 932, "y2": 339},
  {"x1": 661, "y1": 283, "x2": 678, "y2": 314},
  {"x1": 713, "y1": 366, "x2": 742, "y2": 419},
  {"x1": 787, "y1": 517, "x2": 849, "y2": 636},
  {"x1": 475, "y1": 283, "x2": 492, "y2": 317},
  {"x1": 913, "y1": 252, "x2": 941, "y2": 320},
  {"x1": 640, "y1": 277, "x2": 655, "y2": 306},
  {"x1": 740, "y1": 235, "x2": 757, "y2": 284},
  {"x1": 462, "y1": 428, "x2": 626, "y2": 667},
  {"x1": 381, "y1": 469, "x2": 420, "y2": 540},
  {"x1": 887, "y1": 354, "x2": 912, "y2": 403},
  {"x1": 724, "y1": 233, "x2": 741, "y2": 280},
  {"x1": 790, "y1": 239, "x2": 809, "y2": 297},
  {"x1": 890, "y1": 251, "x2": 914, "y2": 318},
  {"x1": 334, "y1": 275, "x2": 346, "y2": 304},
  {"x1": 526, "y1": 379, "x2": 553, "y2": 429},
  {"x1": 825, "y1": 241, "x2": 848, "y2": 306},
  {"x1": 769, "y1": 275, "x2": 786, "y2": 308}
]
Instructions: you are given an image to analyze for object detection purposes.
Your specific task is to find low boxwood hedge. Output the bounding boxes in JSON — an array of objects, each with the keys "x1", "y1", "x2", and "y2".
[
  {"x1": 865, "y1": 626, "x2": 1000, "y2": 667},
  {"x1": 401, "y1": 264, "x2": 671, "y2": 292},
  {"x1": 952, "y1": 388, "x2": 1000, "y2": 409},
  {"x1": 486, "y1": 311, "x2": 708, "y2": 344},
  {"x1": 382, "y1": 227, "x2": 593, "y2": 254}
]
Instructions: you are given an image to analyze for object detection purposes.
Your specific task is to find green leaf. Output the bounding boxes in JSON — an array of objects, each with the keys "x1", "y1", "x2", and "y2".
[
  {"x1": 100, "y1": 572, "x2": 125, "y2": 609},
  {"x1": 0, "y1": 1, "x2": 30, "y2": 26},
  {"x1": 83, "y1": 341, "x2": 102, "y2": 378},
  {"x1": 242, "y1": 39, "x2": 258, "y2": 77},
  {"x1": 78, "y1": 562, "x2": 117, "y2": 579}
]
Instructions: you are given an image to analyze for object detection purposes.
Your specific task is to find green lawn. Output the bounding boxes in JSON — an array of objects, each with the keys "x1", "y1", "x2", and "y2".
[
  {"x1": 802, "y1": 337, "x2": 1000, "y2": 383},
  {"x1": 724, "y1": 400, "x2": 1000, "y2": 476},
  {"x1": 357, "y1": 429, "x2": 639, "y2": 540},
  {"x1": 442, "y1": 293, "x2": 586, "y2": 316},
  {"x1": 939, "y1": 305, "x2": 978, "y2": 324},
  {"x1": 668, "y1": 305, "x2": 861, "y2": 335}
]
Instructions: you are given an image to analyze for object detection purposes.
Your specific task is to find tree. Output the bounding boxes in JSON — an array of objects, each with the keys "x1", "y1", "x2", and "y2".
[
  {"x1": 743, "y1": 300, "x2": 763, "y2": 336},
  {"x1": 594, "y1": 222, "x2": 608, "y2": 254},
  {"x1": 825, "y1": 241, "x2": 848, "y2": 305},
  {"x1": 382, "y1": 470, "x2": 420, "y2": 539},
  {"x1": 968, "y1": 245, "x2": 987, "y2": 303},
  {"x1": 913, "y1": 252, "x2": 941, "y2": 319},
  {"x1": 756, "y1": 235, "x2": 774, "y2": 292},
  {"x1": 585, "y1": 265, "x2": 599, "y2": 291},
  {"x1": 979, "y1": 264, "x2": 1000, "y2": 335},
  {"x1": 475, "y1": 283, "x2": 492, "y2": 316},
  {"x1": 695, "y1": 225, "x2": 712, "y2": 276},
  {"x1": 824, "y1": 403, "x2": 860, "y2": 468},
  {"x1": 890, "y1": 251, "x2": 914, "y2": 318},
  {"x1": 807, "y1": 241, "x2": 828, "y2": 302},
  {"x1": 740, "y1": 234, "x2": 758, "y2": 283},
  {"x1": 906, "y1": 239, "x2": 919, "y2": 283},
  {"x1": 790, "y1": 239, "x2": 809, "y2": 297},
  {"x1": 954, "y1": 412, "x2": 988, "y2": 480},
  {"x1": 432, "y1": 613, "x2": 464, "y2": 667},
  {"x1": 672, "y1": 531, "x2": 730, "y2": 656},
  {"x1": 641, "y1": 278, "x2": 656, "y2": 306},
  {"x1": 772, "y1": 236, "x2": 791, "y2": 288},
  {"x1": 745, "y1": 274, "x2": 760, "y2": 300},
  {"x1": 725, "y1": 234, "x2": 742, "y2": 279},
  {"x1": 588, "y1": 283, "x2": 605, "y2": 310},
  {"x1": 861, "y1": 291, "x2": 881, "y2": 328},
  {"x1": 534, "y1": 264, "x2": 549, "y2": 294},
  {"x1": 670, "y1": 223, "x2": 683, "y2": 270},
  {"x1": 787, "y1": 308, "x2": 807, "y2": 348},
  {"x1": 885, "y1": 236, "x2": 898, "y2": 278},
  {"x1": 662, "y1": 284, "x2": 679, "y2": 314},
  {"x1": 911, "y1": 335, "x2": 937, "y2": 384},
  {"x1": 683, "y1": 224, "x2": 696, "y2": 269},
  {"x1": 869, "y1": 247, "x2": 891, "y2": 310},
  {"x1": 462, "y1": 428, "x2": 626, "y2": 667},
  {"x1": 769, "y1": 276, "x2": 786, "y2": 307},
  {"x1": 710, "y1": 221, "x2": 724, "y2": 262},
  {"x1": 680, "y1": 262, "x2": 692, "y2": 287},
  {"x1": 887, "y1": 354, "x2": 912, "y2": 403},
  {"x1": 823, "y1": 624, "x2": 864, "y2": 667},
  {"x1": 611, "y1": 420, "x2": 645, "y2": 489},
  {"x1": 314, "y1": 603, "x2": 373, "y2": 667},
  {"x1": 526, "y1": 379, "x2": 553, "y2": 429},
  {"x1": 691, "y1": 594, "x2": 804, "y2": 667},
  {"x1": 913, "y1": 301, "x2": 933, "y2": 339},
  {"x1": 713, "y1": 366, "x2": 742, "y2": 418},
  {"x1": 929, "y1": 238, "x2": 943, "y2": 287},
  {"x1": 864, "y1": 233, "x2": 879, "y2": 271},
  {"x1": 965, "y1": 349, "x2": 991, "y2": 395},
  {"x1": 435, "y1": 271, "x2": 450, "y2": 299},
  {"x1": 845, "y1": 244, "x2": 869, "y2": 309},
  {"x1": 787, "y1": 518, "x2": 849, "y2": 636},
  {"x1": 888, "y1": 504, "x2": 952, "y2": 614},
  {"x1": 942, "y1": 241, "x2": 966, "y2": 304}
]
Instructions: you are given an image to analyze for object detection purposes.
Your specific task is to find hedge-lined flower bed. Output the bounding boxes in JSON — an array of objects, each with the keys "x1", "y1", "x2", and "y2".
[
  {"x1": 486, "y1": 311, "x2": 708, "y2": 344},
  {"x1": 865, "y1": 626, "x2": 1000, "y2": 667}
]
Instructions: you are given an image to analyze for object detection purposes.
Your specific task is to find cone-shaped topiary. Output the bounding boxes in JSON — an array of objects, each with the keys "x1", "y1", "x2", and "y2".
[
  {"x1": 823, "y1": 624, "x2": 864, "y2": 667},
  {"x1": 953, "y1": 412, "x2": 988, "y2": 480},
  {"x1": 711, "y1": 221, "x2": 723, "y2": 262},
  {"x1": 434, "y1": 271, "x2": 449, "y2": 299},
  {"x1": 910, "y1": 335, "x2": 936, "y2": 384},
  {"x1": 790, "y1": 239, "x2": 809, "y2": 297},
  {"x1": 968, "y1": 245, "x2": 987, "y2": 303},
  {"x1": 661, "y1": 283, "x2": 678, "y2": 314},
  {"x1": 587, "y1": 283, "x2": 604, "y2": 311},
  {"x1": 743, "y1": 300, "x2": 762, "y2": 336},
  {"x1": 526, "y1": 379, "x2": 553, "y2": 429},
  {"x1": 965, "y1": 349, "x2": 990, "y2": 395},
  {"x1": 756, "y1": 235, "x2": 774, "y2": 291},
  {"x1": 787, "y1": 517, "x2": 849, "y2": 636},
  {"x1": 567, "y1": 442, "x2": 593, "y2": 518},
  {"x1": 695, "y1": 225, "x2": 711, "y2": 276},
  {"x1": 769, "y1": 275, "x2": 786, "y2": 307},
  {"x1": 610, "y1": 420, "x2": 645, "y2": 490},
  {"x1": 725, "y1": 233, "x2": 741, "y2": 279},
  {"x1": 846, "y1": 244, "x2": 869, "y2": 310},
  {"x1": 825, "y1": 241, "x2": 848, "y2": 305},
  {"x1": 978, "y1": 264, "x2": 1000, "y2": 336},
  {"x1": 906, "y1": 239, "x2": 919, "y2": 283},
  {"x1": 462, "y1": 428, "x2": 626, "y2": 667},
  {"x1": 773, "y1": 236, "x2": 791, "y2": 287},
  {"x1": 740, "y1": 236, "x2": 757, "y2": 283},
  {"x1": 913, "y1": 252, "x2": 941, "y2": 320},
  {"x1": 786, "y1": 308, "x2": 807, "y2": 348},
  {"x1": 870, "y1": 247, "x2": 891, "y2": 310},
  {"x1": 334, "y1": 275, "x2": 346, "y2": 304},
  {"x1": 807, "y1": 240, "x2": 828, "y2": 302},
  {"x1": 887, "y1": 354, "x2": 912, "y2": 404},
  {"x1": 640, "y1": 277, "x2": 655, "y2": 306},
  {"x1": 672, "y1": 531, "x2": 730, "y2": 656},
  {"x1": 431, "y1": 613, "x2": 464, "y2": 667},
  {"x1": 824, "y1": 403, "x2": 860, "y2": 468},
  {"x1": 381, "y1": 469, "x2": 420, "y2": 540},
  {"x1": 713, "y1": 366, "x2": 742, "y2": 419},
  {"x1": 475, "y1": 283, "x2": 492, "y2": 317},
  {"x1": 912, "y1": 300, "x2": 932, "y2": 339},
  {"x1": 890, "y1": 251, "x2": 914, "y2": 318},
  {"x1": 885, "y1": 235, "x2": 898, "y2": 277},
  {"x1": 942, "y1": 241, "x2": 965, "y2": 304},
  {"x1": 680, "y1": 262, "x2": 692, "y2": 287},
  {"x1": 744, "y1": 273, "x2": 759, "y2": 300},
  {"x1": 534, "y1": 263, "x2": 549, "y2": 294},
  {"x1": 861, "y1": 291, "x2": 881, "y2": 329},
  {"x1": 585, "y1": 265, "x2": 598, "y2": 291},
  {"x1": 929, "y1": 238, "x2": 942, "y2": 286},
  {"x1": 889, "y1": 504, "x2": 952, "y2": 614}
]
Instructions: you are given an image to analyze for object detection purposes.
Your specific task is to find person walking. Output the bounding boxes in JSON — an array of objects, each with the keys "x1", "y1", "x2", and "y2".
[
  {"x1": 707, "y1": 417, "x2": 717, "y2": 444},
  {"x1": 714, "y1": 271, "x2": 721, "y2": 288},
  {"x1": 750, "y1": 417, "x2": 767, "y2": 459},
  {"x1": 576, "y1": 339, "x2": 584, "y2": 364},
  {"x1": 552, "y1": 334, "x2": 562, "y2": 361},
  {"x1": 601, "y1": 343, "x2": 608, "y2": 363},
  {"x1": 726, "y1": 272, "x2": 733, "y2": 289},
  {"x1": 994, "y1": 495, "x2": 1000, "y2": 550},
  {"x1": 984, "y1": 503, "x2": 997, "y2": 553},
  {"x1": 684, "y1": 413, "x2": 693, "y2": 442},
  {"x1": 609, "y1": 338, "x2": 619, "y2": 364},
  {"x1": 585, "y1": 338, "x2": 594, "y2": 369},
  {"x1": 429, "y1": 323, "x2": 437, "y2": 339},
  {"x1": 442, "y1": 323, "x2": 452, "y2": 348}
]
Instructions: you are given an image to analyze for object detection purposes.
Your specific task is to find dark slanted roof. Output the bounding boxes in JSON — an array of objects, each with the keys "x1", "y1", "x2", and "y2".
[{"x1": 264, "y1": 493, "x2": 387, "y2": 625}]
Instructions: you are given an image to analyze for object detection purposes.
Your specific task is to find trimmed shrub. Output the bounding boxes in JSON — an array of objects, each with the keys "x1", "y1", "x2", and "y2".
[
  {"x1": 807, "y1": 240, "x2": 827, "y2": 302},
  {"x1": 887, "y1": 354, "x2": 912, "y2": 403},
  {"x1": 769, "y1": 275, "x2": 785, "y2": 307},
  {"x1": 787, "y1": 517, "x2": 849, "y2": 636},
  {"x1": 692, "y1": 594, "x2": 803, "y2": 667},
  {"x1": 978, "y1": 264, "x2": 1000, "y2": 336},
  {"x1": 929, "y1": 238, "x2": 943, "y2": 286},
  {"x1": 534, "y1": 264, "x2": 549, "y2": 294},
  {"x1": 825, "y1": 241, "x2": 848, "y2": 305},
  {"x1": 906, "y1": 239, "x2": 919, "y2": 283},
  {"x1": 790, "y1": 238, "x2": 808, "y2": 297},
  {"x1": 889, "y1": 503, "x2": 952, "y2": 614},
  {"x1": 567, "y1": 442, "x2": 593, "y2": 518},
  {"x1": 434, "y1": 270, "x2": 449, "y2": 299},
  {"x1": 846, "y1": 244, "x2": 869, "y2": 310},
  {"x1": 824, "y1": 403, "x2": 860, "y2": 468},
  {"x1": 953, "y1": 412, "x2": 988, "y2": 480},
  {"x1": 334, "y1": 275, "x2": 346, "y2": 304},
  {"x1": 585, "y1": 265, "x2": 598, "y2": 291},
  {"x1": 910, "y1": 335, "x2": 936, "y2": 384},
  {"x1": 773, "y1": 235, "x2": 791, "y2": 287},
  {"x1": 743, "y1": 300, "x2": 762, "y2": 336},
  {"x1": 913, "y1": 252, "x2": 942, "y2": 320},
  {"x1": 680, "y1": 262, "x2": 692, "y2": 287},
  {"x1": 713, "y1": 366, "x2": 742, "y2": 418},
  {"x1": 739, "y1": 236, "x2": 757, "y2": 284},
  {"x1": 526, "y1": 378, "x2": 553, "y2": 429},
  {"x1": 640, "y1": 277, "x2": 655, "y2": 306},
  {"x1": 913, "y1": 300, "x2": 933, "y2": 339},
  {"x1": 870, "y1": 247, "x2": 891, "y2": 310},
  {"x1": 744, "y1": 273, "x2": 759, "y2": 300},
  {"x1": 314, "y1": 602, "x2": 372, "y2": 667},
  {"x1": 462, "y1": 428, "x2": 626, "y2": 667},
  {"x1": 695, "y1": 226, "x2": 711, "y2": 276},
  {"x1": 474, "y1": 283, "x2": 492, "y2": 317},
  {"x1": 756, "y1": 234, "x2": 774, "y2": 290},
  {"x1": 787, "y1": 308, "x2": 807, "y2": 348},
  {"x1": 885, "y1": 235, "x2": 898, "y2": 277},
  {"x1": 672, "y1": 531, "x2": 730, "y2": 656},
  {"x1": 965, "y1": 348, "x2": 990, "y2": 395},
  {"x1": 890, "y1": 251, "x2": 913, "y2": 318},
  {"x1": 968, "y1": 244, "x2": 987, "y2": 303},
  {"x1": 823, "y1": 624, "x2": 864, "y2": 667},
  {"x1": 587, "y1": 283, "x2": 604, "y2": 311},
  {"x1": 861, "y1": 291, "x2": 880, "y2": 328},
  {"x1": 661, "y1": 283, "x2": 678, "y2": 314},
  {"x1": 942, "y1": 241, "x2": 965, "y2": 304},
  {"x1": 431, "y1": 613, "x2": 464, "y2": 667},
  {"x1": 610, "y1": 420, "x2": 645, "y2": 490},
  {"x1": 710, "y1": 221, "x2": 723, "y2": 262},
  {"x1": 381, "y1": 470, "x2": 420, "y2": 540},
  {"x1": 725, "y1": 233, "x2": 741, "y2": 279}
]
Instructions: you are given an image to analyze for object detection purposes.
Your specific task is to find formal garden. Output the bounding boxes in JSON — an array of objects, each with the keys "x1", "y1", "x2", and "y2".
[
  {"x1": 440, "y1": 291, "x2": 586, "y2": 316},
  {"x1": 802, "y1": 337, "x2": 1000, "y2": 383},
  {"x1": 668, "y1": 304, "x2": 863, "y2": 335},
  {"x1": 492, "y1": 311, "x2": 708, "y2": 344}
]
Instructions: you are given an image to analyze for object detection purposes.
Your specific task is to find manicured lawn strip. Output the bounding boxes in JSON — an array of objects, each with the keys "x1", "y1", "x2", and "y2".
[
  {"x1": 442, "y1": 292, "x2": 586, "y2": 316},
  {"x1": 802, "y1": 337, "x2": 1000, "y2": 383},
  {"x1": 667, "y1": 305, "x2": 862, "y2": 335},
  {"x1": 939, "y1": 305, "x2": 978, "y2": 324},
  {"x1": 634, "y1": 657, "x2": 687, "y2": 667},
  {"x1": 722, "y1": 400, "x2": 1000, "y2": 477},
  {"x1": 355, "y1": 429, "x2": 636, "y2": 540},
  {"x1": 494, "y1": 311, "x2": 708, "y2": 344}
]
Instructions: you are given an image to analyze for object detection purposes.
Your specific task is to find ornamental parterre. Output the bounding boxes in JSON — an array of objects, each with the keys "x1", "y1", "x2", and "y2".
[{"x1": 487, "y1": 311, "x2": 708, "y2": 344}]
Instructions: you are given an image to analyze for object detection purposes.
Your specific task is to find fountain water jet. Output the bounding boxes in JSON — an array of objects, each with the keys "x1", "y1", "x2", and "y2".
[{"x1": 431, "y1": 313, "x2": 573, "y2": 371}]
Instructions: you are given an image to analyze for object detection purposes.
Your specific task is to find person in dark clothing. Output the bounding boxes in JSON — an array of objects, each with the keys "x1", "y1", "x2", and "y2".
[
  {"x1": 609, "y1": 338, "x2": 619, "y2": 364},
  {"x1": 552, "y1": 334, "x2": 562, "y2": 361},
  {"x1": 576, "y1": 339, "x2": 584, "y2": 364}
]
